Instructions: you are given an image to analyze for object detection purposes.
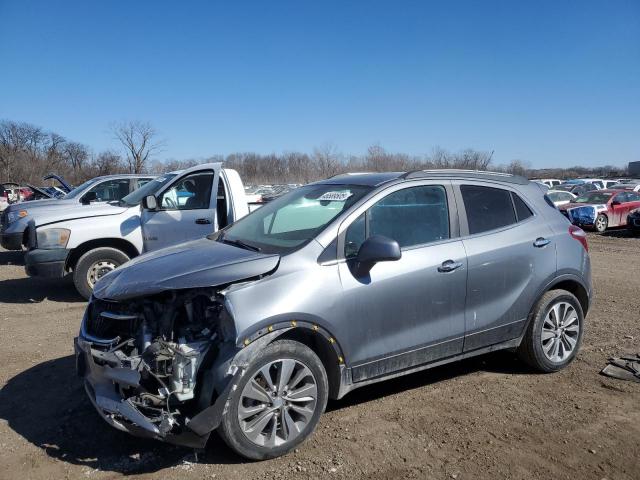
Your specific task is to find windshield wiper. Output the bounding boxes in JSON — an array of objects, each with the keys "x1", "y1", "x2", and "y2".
[{"x1": 221, "y1": 237, "x2": 262, "y2": 252}]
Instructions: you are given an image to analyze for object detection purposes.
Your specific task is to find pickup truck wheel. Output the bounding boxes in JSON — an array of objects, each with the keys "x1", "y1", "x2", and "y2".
[
  {"x1": 73, "y1": 247, "x2": 130, "y2": 299},
  {"x1": 218, "y1": 339, "x2": 329, "y2": 460},
  {"x1": 517, "y1": 289, "x2": 584, "y2": 373}
]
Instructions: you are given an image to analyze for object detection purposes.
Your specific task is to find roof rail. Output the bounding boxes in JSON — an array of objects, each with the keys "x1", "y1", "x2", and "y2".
[{"x1": 400, "y1": 169, "x2": 529, "y2": 185}]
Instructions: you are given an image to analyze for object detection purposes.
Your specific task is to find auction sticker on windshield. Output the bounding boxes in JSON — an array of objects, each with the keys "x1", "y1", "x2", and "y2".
[{"x1": 318, "y1": 191, "x2": 353, "y2": 202}]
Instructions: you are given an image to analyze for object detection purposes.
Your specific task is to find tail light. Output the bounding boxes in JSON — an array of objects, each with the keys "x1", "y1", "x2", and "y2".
[{"x1": 569, "y1": 225, "x2": 588, "y2": 252}]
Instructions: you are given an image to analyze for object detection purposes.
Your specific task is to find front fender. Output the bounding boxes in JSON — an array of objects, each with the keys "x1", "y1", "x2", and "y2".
[{"x1": 187, "y1": 330, "x2": 290, "y2": 436}]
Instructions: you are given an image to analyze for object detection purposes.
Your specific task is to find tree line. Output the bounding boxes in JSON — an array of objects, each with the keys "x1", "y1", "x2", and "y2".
[{"x1": 0, "y1": 119, "x2": 631, "y2": 187}]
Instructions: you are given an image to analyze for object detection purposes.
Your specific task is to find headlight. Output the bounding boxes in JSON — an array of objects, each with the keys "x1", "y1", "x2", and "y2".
[
  {"x1": 36, "y1": 228, "x2": 71, "y2": 249},
  {"x1": 7, "y1": 209, "x2": 28, "y2": 223}
]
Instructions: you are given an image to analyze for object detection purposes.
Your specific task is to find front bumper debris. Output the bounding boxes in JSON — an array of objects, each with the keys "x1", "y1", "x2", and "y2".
[
  {"x1": 74, "y1": 334, "x2": 238, "y2": 449},
  {"x1": 25, "y1": 248, "x2": 69, "y2": 278}
]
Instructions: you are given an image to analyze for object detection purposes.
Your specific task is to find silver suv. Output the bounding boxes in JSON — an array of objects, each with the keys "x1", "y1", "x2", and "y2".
[{"x1": 75, "y1": 170, "x2": 592, "y2": 460}]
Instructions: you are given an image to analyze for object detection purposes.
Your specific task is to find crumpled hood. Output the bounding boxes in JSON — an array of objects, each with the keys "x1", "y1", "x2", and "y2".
[
  {"x1": 93, "y1": 237, "x2": 280, "y2": 301},
  {"x1": 34, "y1": 202, "x2": 130, "y2": 227}
]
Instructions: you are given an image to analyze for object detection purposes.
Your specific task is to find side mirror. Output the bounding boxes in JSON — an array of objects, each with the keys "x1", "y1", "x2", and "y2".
[
  {"x1": 353, "y1": 235, "x2": 401, "y2": 276},
  {"x1": 81, "y1": 191, "x2": 98, "y2": 205},
  {"x1": 142, "y1": 195, "x2": 158, "y2": 210},
  {"x1": 611, "y1": 200, "x2": 621, "y2": 206}
]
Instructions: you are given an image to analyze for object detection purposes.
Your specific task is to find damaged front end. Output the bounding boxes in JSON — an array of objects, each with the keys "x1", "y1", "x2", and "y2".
[{"x1": 74, "y1": 289, "x2": 242, "y2": 448}]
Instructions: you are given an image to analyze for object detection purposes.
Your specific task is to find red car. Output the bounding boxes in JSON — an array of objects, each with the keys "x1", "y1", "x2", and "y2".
[{"x1": 558, "y1": 189, "x2": 640, "y2": 232}]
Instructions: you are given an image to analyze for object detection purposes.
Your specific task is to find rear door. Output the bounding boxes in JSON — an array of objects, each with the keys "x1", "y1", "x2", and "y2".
[
  {"x1": 336, "y1": 181, "x2": 468, "y2": 381},
  {"x1": 454, "y1": 182, "x2": 557, "y2": 351},
  {"x1": 141, "y1": 167, "x2": 220, "y2": 251}
]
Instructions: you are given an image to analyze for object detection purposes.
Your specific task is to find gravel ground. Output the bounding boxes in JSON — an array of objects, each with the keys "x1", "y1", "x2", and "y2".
[{"x1": 0, "y1": 232, "x2": 638, "y2": 480}]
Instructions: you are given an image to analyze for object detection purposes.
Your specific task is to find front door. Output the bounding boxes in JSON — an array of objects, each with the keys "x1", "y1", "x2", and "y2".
[
  {"x1": 610, "y1": 192, "x2": 640, "y2": 227},
  {"x1": 141, "y1": 169, "x2": 218, "y2": 252},
  {"x1": 454, "y1": 182, "x2": 557, "y2": 351},
  {"x1": 335, "y1": 182, "x2": 467, "y2": 382}
]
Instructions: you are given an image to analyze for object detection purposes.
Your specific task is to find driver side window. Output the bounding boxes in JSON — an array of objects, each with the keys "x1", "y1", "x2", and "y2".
[
  {"x1": 344, "y1": 185, "x2": 450, "y2": 258},
  {"x1": 158, "y1": 172, "x2": 213, "y2": 210}
]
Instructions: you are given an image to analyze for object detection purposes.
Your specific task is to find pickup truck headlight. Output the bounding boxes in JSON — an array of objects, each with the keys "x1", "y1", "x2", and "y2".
[
  {"x1": 36, "y1": 228, "x2": 71, "y2": 249},
  {"x1": 7, "y1": 209, "x2": 28, "y2": 223}
]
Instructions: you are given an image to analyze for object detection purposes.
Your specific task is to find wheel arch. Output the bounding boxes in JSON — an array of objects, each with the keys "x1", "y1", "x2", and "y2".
[
  {"x1": 546, "y1": 278, "x2": 590, "y2": 316},
  {"x1": 238, "y1": 319, "x2": 345, "y2": 400},
  {"x1": 66, "y1": 238, "x2": 140, "y2": 271}
]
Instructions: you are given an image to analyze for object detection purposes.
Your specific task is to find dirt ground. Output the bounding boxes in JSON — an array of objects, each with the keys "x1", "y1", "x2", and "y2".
[{"x1": 0, "y1": 232, "x2": 638, "y2": 480}]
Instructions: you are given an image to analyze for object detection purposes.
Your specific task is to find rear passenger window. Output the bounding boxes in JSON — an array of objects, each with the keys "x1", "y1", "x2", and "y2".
[
  {"x1": 511, "y1": 192, "x2": 533, "y2": 221},
  {"x1": 461, "y1": 185, "x2": 516, "y2": 234},
  {"x1": 344, "y1": 185, "x2": 449, "y2": 256}
]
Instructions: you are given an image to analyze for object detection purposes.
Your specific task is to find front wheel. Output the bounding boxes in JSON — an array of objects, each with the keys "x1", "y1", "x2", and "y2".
[
  {"x1": 517, "y1": 289, "x2": 584, "y2": 372},
  {"x1": 218, "y1": 340, "x2": 329, "y2": 460},
  {"x1": 73, "y1": 247, "x2": 130, "y2": 299},
  {"x1": 594, "y1": 214, "x2": 608, "y2": 233}
]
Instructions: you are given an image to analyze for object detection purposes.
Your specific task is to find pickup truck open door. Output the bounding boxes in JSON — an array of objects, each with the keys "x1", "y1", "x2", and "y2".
[{"x1": 141, "y1": 164, "x2": 222, "y2": 252}]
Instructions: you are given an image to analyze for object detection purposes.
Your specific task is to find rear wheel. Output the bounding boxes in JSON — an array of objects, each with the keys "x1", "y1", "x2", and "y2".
[
  {"x1": 73, "y1": 247, "x2": 129, "y2": 299},
  {"x1": 218, "y1": 340, "x2": 328, "y2": 460},
  {"x1": 594, "y1": 214, "x2": 608, "y2": 232},
  {"x1": 517, "y1": 289, "x2": 584, "y2": 372}
]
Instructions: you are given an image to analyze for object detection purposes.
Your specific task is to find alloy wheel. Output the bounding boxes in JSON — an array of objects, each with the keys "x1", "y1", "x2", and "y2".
[
  {"x1": 541, "y1": 301, "x2": 580, "y2": 362},
  {"x1": 238, "y1": 358, "x2": 318, "y2": 448}
]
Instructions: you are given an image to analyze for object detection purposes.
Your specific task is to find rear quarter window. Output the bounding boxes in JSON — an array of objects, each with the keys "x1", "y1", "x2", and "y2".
[{"x1": 511, "y1": 192, "x2": 534, "y2": 221}]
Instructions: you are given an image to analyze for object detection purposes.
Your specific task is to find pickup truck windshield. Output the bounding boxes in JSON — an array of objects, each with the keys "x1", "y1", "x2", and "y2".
[
  {"x1": 121, "y1": 174, "x2": 178, "y2": 207},
  {"x1": 219, "y1": 184, "x2": 371, "y2": 254},
  {"x1": 64, "y1": 178, "x2": 100, "y2": 199}
]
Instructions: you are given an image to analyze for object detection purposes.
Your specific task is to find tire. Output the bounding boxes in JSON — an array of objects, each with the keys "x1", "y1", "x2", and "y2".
[
  {"x1": 517, "y1": 289, "x2": 584, "y2": 373},
  {"x1": 594, "y1": 214, "x2": 608, "y2": 233},
  {"x1": 218, "y1": 339, "x2": 329, "y2": 460},
  {"x1": 72, "y1": 247, "x2": 130, "y2": 300}
]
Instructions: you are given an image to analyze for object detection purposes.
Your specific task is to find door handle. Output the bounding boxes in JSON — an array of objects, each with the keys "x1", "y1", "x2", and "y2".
[
  {"x1": 533, "y1": 237, "x2": 551, "y2": 248},
  {"x1": 195, "y1": 218, "x2": 212, "y2": 225},
  {"x1": 438, "y1": 260, "x2": 463, "y2": 273}
]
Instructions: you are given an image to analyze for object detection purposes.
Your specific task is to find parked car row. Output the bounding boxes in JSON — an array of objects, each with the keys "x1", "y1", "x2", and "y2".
[
  {"x1": 533, "y1": 177, "x2": 628, "y2": 190},
  {"x1": 1, "y1": 174, "x2": 74, "y2": 210},
  {"x1": 531, "y1": 177, "x2": 640, "y2": 233}
]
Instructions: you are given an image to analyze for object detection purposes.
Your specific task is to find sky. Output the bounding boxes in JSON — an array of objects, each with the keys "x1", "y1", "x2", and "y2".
[{"x1": 0, "y1": 0, "x2": 638, "y2": 168}]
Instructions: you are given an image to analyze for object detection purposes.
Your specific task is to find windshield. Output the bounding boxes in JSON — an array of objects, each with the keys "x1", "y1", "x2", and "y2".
[
  {"x1": 121, "y1": 174, "x2": 177, "y2": 206},
  {"x1": 574, "y1": 192, "x2": 613, "y2": 204},
  {"x1": 218, "y1": 184, "x2": 372, "y2": 254},
  {"x1": 547, "y1": 192, "x2": 570, "y2": 202},
  {"x1": 63, "y1": 178, "x2": 101, "y2": 199}
]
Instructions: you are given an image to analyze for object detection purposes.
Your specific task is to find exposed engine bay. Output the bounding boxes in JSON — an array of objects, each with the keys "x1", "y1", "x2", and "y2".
[{"x1": 75, "y1": 289, "x2": 238, "y2": 447}]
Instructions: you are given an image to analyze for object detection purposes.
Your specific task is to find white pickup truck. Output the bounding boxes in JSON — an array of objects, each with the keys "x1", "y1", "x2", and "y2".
[{"x1": 24, "y1": 163, "x2": 250, "y2": 298}]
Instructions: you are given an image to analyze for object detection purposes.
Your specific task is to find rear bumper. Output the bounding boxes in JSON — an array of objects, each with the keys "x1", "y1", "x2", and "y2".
[
  {"x1": 24, "y1": 248, "x2": 69, "y2": 278},
  {"x1": 0, "y1": 232, "x2": 23, "y2": 250}
]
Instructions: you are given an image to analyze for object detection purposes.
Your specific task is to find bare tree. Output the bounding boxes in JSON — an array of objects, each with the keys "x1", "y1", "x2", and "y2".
[
  {"x1": 64, "y1": 142, "x2": 90, "y2": 175},
  {"x1": 312, "y1": 143, "x2": 341, "y2": 178},
  {"x1": 92, "y1": 150, "x2": 124, "y2": 176},
  {"x1": 111, "y1": 121, "x2": 163, "y2": 173}
]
